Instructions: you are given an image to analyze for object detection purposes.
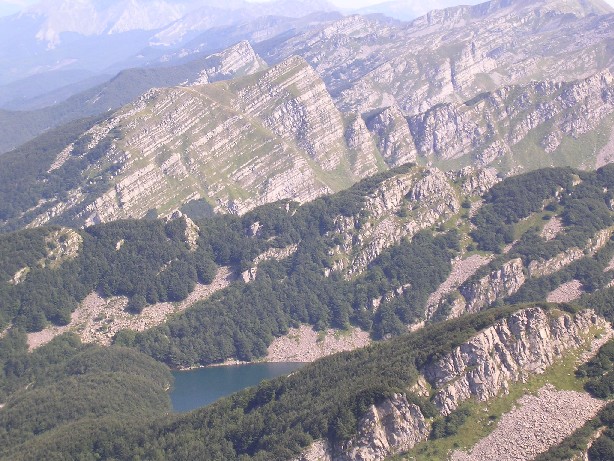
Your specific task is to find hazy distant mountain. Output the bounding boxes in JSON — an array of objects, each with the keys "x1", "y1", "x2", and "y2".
[
  {"x1": 0, "y1": 0, "x2": 337, "y2": 87},
  {"x1": 0, "y1": 12, "x2": 339, "y2": 153},
  {"x1": 355, "y1": 0, "x2": 484, "y2": 20}
]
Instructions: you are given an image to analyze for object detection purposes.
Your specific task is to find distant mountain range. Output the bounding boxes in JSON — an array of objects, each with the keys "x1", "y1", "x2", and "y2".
[
  {"x1": 1, "y1": 0, "x2": 613, "y2": 233},
  {"x1": 0, "y1": 0, "x2": 337, "y2": 103}
]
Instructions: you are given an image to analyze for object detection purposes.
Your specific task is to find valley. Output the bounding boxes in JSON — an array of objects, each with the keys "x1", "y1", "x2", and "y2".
[{"x1": 0, "y1": 0, "x2": 614, "y2": 460}]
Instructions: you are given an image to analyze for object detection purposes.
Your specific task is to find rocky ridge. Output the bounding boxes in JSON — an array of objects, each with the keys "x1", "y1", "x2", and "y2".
[
  {"x1": 329, "y1": 166, "x2": 461, "y2": 276},
  {"x1": 438, "y1": 226, "x2": 614, "y2": 320},
  {"x1": 423, "y1": 307, "x2": 607, "y2": 414},
  {"x1": 261, "y1": 0, "x2": 614, "y2": 172},
  {"x1": 18, "y1": 56, "x2": 387, "y2": 228},
  {"x1": 294, "y1": 307, "x2": 609, "y2": 461},
  {"x1": 189, "y1": 40, "x2": 267, "y2": 86}
]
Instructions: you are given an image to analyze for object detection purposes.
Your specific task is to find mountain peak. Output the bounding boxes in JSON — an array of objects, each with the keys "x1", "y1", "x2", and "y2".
[{"x1": 412, "y1": 0, "x2": 613, "y2": 29}]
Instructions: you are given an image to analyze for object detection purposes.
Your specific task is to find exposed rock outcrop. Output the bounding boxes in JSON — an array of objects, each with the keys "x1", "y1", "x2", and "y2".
[
  {"x1": 337, "y1": 395, "x2": 429, "y2": 461},
  {"x1": 447, "y1": 166, "x2": 500, "y2": 196},
  {"x1": 457, "y1": 258, "x2": 526, "y2": 315},
  {"x1": 241, "y1": 244, "x2": 298, "y2": 282},
  {"x1": 423, "y1": 308, "x2": 607, "y2": 415},
  {"x1": 292, "y1": 395, "x2": 429, "y2": 461},
  {"x1": 329, "y1": 166, "x2": 460, "y2": 275},
  {"x1": 365, "y1": 105, "x2": 417, "y2": 167},
  {"x1": 529, "y1": 227, "x2": 613, "y2": 277},
  {"x1": 21, "y1": 57, "x2": 384, "y2": 228},
  {"x1": 294, "y1": 307, "x2": 609, "y2": 461},
  {"x1": 190, "y1": 40, "x2": 267, "y2": 86}
]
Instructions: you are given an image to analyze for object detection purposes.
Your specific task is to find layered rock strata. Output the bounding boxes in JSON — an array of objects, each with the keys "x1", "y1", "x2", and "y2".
[
  {"x1": 423, "y1": 308, "x2": 607, "y2": 415},
  {"x1": 22, "y1": 57, "x2": 385, "y2": 228}
]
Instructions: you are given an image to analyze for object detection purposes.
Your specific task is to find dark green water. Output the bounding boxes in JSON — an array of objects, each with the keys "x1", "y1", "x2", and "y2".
[{"x1": 170, "y1": 362, "x2": 303, "y2": 412}]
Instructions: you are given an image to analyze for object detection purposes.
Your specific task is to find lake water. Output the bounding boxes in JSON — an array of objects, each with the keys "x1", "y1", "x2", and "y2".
[{"x1": 170, "y1": 362, "x2": 303, "y2": 412}]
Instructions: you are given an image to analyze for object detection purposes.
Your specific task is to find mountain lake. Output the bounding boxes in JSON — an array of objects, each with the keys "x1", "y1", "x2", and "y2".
[{"x1": 170, "y1": 362, "x2": 304, "y2": 412}]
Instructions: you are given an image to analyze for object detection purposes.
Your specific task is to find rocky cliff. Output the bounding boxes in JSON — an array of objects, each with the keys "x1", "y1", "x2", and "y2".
[
  {"x1": 365, "y1": 105, "x2": 417, "y2": 167},
  {"x1": 329, "y1": 166, "x2": 460, "y2": 276},
  {"x1": 293, "y1": 307, "x2": 609, "y2": 461},
  {"x1": 423, "y1": 307, "x2": 607, "y2": 415},
  {"x1": 190, "y1": 40, "x2": 267, "y2": 85},
  {"x1": 264, "y1": 0, "x2": 614, "y2": 172},
  {"x1": 457, "y1": 258, "x2": 526, "y2": 315},
  {"x1": 332, "y1": 0, "x2": 614, "y2": 116},
  {"x1": 17, "y1": 56, "x2": 387, "y2": 228},
  {"x1": 293, "y1": 394, "x2": 430, "y2": 461},
  {"x1": 407, "y1": 70, "x2": 614, "y2": 169}
]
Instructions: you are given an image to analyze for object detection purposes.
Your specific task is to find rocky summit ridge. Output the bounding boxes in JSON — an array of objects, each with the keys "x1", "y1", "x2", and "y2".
[{"x1": 18, "y1": 56, "x2": 386, "y2": 229}]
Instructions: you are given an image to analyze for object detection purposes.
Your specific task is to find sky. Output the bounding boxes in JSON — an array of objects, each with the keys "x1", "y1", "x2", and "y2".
[{"x1": 1, "y1": 0, "x2": 614, "y2": 17}]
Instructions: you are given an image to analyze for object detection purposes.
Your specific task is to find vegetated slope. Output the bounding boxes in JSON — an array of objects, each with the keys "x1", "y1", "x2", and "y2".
[
  {"x1": 0, "y1": 55, "x2": 386, "y2": 232},
  {"x1": 0, "y1": 331, "x2": 172, "y2": 459},
  {"x1": 0, "y1": 40, "x2": 267, "y2": 154},
  {"x1": 0, "y1": 304, "x2": 607, "y2": 460},
  {"x1": 2, "y1": 164, "x2": 614, "y2": 370}
]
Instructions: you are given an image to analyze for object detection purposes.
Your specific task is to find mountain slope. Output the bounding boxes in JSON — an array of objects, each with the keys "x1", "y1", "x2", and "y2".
[
  {"x1": 0, "y1": 40, "x2": 267, "y2": 154},
  {"x1": 0, "y1": 164, "x2": 612, "y2": 458},
  {"x1": 264, "y1": 0, "x2": 614, "y2": 115},
  {"x1": 0, "y1": 304, "x2": 609, "y2": 461},
  {"x1": 0, "y1": 56, "x2": 384, "y2": 230}
]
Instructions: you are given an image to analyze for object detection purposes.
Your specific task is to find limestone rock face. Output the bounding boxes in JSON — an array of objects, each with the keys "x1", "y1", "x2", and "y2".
[
  {"x1": 405, "y1": 71, "x2": 614, "y2": 166},
  {"x1": 365, "y1": 106, "x2": 417, "y2": 167},
  {"x1": 190, "y1": 40, "x2": 267, "y2": 85},
  {"x1": 447, "y1": 166, "x2": 500, "y2": 196},
  {"x1": 423, "y1": 308, "x2": 607, "y2": 415},
  {"x1": 458, "y1": 258, "x2": 526, "y2": 314},
  {"x1": 294, "y1": 307, "x2": 609, "y2": 461},
  {"x1": 337, "y1": 395, "x2": 429, "y2": 461},
  {"x1": 262, "y1": 0, "x2": 614, "y2": 172},
  {"x1": 292, "y1": 394, "x2": 429, "y2": 461},
  {"x1": 332, "y1": 2, "x2": 614, "y2": 117},
  {"x1": 529, "y1": 227, "x2": 614, "y2": 277},
  {"x1": 344, "y1": 114, "x2": 382, "y2": 178},
  {"x1": 20, "y1": 56, "x2": 384, "y2": 228}
]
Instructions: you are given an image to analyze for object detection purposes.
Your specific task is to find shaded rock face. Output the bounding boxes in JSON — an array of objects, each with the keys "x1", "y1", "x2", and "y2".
[
  {"x1": 337, "y1": 395, "x2": 429, "y2": 461},
  {"x1": 365, "y1": 106, "x2": 417, "y2": 166},
  {"x1": 292, "y1": 394, "x2": 429, "y2": 461},
  {"x1": 423, "y1": 308, "x2": 607, "y2": 415}
]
